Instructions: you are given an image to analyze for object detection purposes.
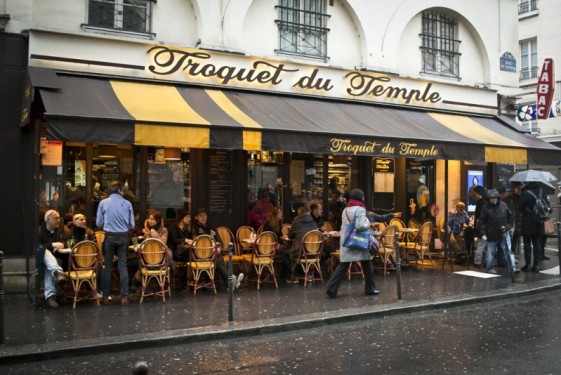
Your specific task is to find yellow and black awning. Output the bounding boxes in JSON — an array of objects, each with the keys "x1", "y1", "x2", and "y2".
[{"x1": 37, "y1": 72, "x2": 561, "y2": 165}]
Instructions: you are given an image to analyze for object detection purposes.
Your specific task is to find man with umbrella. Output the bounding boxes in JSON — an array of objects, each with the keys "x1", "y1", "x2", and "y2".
[{"x1": 510, "y1": 169, "x2": 556, "y2": 272}]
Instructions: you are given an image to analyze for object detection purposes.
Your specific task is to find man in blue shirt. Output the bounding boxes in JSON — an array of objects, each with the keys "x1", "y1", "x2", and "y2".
[{"x1": 97, "y1": 182, "x2": 135, "y2": 305}]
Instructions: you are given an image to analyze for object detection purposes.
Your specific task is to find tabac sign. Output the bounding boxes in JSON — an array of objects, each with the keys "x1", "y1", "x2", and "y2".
[{"x1": 536, "y1": 58, "x2": 555, "y2": 120}]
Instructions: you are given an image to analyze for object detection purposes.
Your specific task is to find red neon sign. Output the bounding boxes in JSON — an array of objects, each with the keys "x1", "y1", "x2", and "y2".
[{"x1": 536, "y1": 58, "x2": 555, "y2": 120}]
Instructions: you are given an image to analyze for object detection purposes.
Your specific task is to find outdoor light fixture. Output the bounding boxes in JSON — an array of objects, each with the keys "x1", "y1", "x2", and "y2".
[
  {"x1": 97, "y1": 145, "x2": 116, "y2": 158},
  {"x1": 164, "y1": 148, "x2": 181, "y2": 161}
]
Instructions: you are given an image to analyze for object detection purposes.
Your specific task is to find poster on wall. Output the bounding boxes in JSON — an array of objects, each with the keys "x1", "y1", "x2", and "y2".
[
  {"x1": 75, "y1": 160, "x2": 86, "y2": 187},
  {"x1": 467, "y1": 170, "x2": 484, "y2": 213},
  {"x1": 40, "y1": 139, "x2": 63, "y2": 166}
]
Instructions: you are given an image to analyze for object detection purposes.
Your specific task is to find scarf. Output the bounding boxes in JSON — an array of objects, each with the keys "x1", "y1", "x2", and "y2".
[{"x1": 347, "y1": 199, "x2": 365, "y2": 209}]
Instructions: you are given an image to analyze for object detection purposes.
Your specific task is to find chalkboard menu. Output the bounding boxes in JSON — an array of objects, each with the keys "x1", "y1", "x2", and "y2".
[{"x1": 209, "y1": 150, "x2": 234, "y2": 214}]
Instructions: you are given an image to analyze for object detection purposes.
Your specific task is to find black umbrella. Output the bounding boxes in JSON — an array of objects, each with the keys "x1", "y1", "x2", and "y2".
[{"x1": 472, "y1": 185, "x2": 488, "y2": 199}]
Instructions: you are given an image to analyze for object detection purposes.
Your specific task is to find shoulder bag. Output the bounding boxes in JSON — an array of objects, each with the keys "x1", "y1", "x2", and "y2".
[{"x1": 342, "y1": 210, "x2": 370, "y2": 250}]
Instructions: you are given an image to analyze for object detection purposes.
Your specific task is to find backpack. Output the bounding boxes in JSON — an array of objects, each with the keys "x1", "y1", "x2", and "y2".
[{"x1": 526, "y1": 189, "x2": 550, "y2": 223}]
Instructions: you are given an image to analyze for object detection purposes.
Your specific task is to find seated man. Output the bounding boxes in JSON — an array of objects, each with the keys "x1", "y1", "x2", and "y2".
[
  {"x1": 38, "y1": 209, "x2": 71, "y2": 309},
  {"x1": 286, "y1": 206, "x2": 318, "y2": 282},
  {"x1": 447, "y1": 202, "x2": 473, "y2": 257}
]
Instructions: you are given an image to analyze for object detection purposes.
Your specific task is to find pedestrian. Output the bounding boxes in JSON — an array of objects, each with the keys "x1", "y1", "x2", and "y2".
[
  {"x1": 516, "y1": 182, "x2": 547, "y2": 272},
  {"x1": 479, "y1": 189, "x2": 519, "y2": 275},
  {"x1": 96, "y1": 182, "x2": 136, "y2": 305},
  {"x1": 470, "y1": 186, "x2": 488, "y2": 266},
  {"x1": 325, "y1": 188, "x2": 379, "y2": 298}
]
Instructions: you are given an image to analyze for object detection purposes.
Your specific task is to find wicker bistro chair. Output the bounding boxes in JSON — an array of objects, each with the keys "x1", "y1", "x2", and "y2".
[
  {"x1": 216, "y1": 226, "x2": 245, "y2": 269},
  {"x1": 236, "y1": 225, "x2": 256, "y2": 255},
  {"x1": 281, "y1": 223, "x2": 291, "y2": 238},
  {"x1": 389, "y1": 218, "x2": 409, "y2": 247},
  {"x1": 66, "y1": 240, "x2": 101, "y2": 309},
  {"x1": 405, "y1": 221, "x2": 434, "y2": 269},
  {"x1": 292, "y1": 230, "x2": 324, "y2": 287},
  {"x1": 137, "y1": 238, "x2": 171, "y2": 303},
  {"x1": 374, "y1": 224, "x2": 398, "y2": 275},
  {"x1": 244, "y1": 231, "x2": 278, "y2": 290},
  {"x1": 186, "y1": 235, "x2": 217, "y2": 295}
]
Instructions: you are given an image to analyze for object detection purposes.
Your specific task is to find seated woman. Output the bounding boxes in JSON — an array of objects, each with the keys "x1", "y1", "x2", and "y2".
[
  {"x1": 143, "y1": 209, "x2": 168, "y2": 244},
  {"x1": 167, "y1": 209, "x2": 192, "y2": 262}
]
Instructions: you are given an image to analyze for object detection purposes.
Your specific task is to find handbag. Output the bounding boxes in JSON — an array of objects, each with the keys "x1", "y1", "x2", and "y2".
[
  {"x1": 543, "y1": 219, "x2": 555, "y2": 236},
  {"x1": 342, "y1": 210, "x2": 370, "y2": 250},
  {"x1": 368, "y1": 234, "x2": 380, "y2": 255}
]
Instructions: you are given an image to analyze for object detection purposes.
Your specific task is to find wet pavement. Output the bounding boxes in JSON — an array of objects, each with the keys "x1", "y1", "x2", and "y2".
[{"x1": 1, "y1": 246, "x2": 560, "y2": 364}]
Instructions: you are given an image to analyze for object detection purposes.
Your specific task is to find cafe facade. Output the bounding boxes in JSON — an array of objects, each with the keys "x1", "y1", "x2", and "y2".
[{"x1": 2, "y1": 0, "x2": 561, "y2": 291}]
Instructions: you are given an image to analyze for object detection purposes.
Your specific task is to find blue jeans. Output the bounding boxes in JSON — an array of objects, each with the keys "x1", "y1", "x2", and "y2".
[
  {"x1": 486, "y1": 232, "x2": 515, "y2": 271},
  {"x1": 102, "y1": 235, "x2": 129, "y2": 297}
]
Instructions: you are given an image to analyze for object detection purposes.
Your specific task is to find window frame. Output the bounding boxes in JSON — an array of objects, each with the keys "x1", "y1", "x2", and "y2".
[
  {"x1": 519, "y1": 38, "x2": 538, "y2": 81},
  {"x1": 85, "y1": 0, "x2": 156, "y2": 38},
  {"x1": 519, "y1": 0, "x2": 538, "y2": 15},
  {"x1": 275, "y1": 0, "x2": 331, "y2": 61},
  {"x1": 419, "y1": 11, "x2": 461, "y2": 79}
]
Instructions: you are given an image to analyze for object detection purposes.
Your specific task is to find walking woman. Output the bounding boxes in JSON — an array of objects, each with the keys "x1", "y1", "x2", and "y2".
[{"x1": 325, "y1": 189, "x2": 379, "y2": 298}]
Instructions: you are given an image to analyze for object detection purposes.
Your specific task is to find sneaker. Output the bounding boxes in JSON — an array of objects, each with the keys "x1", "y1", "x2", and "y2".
[
  {"x1": 121, "y1": 296, "x2": 129, "y2": 306},
  {"x1": 46, "y1": 296, "x2": 59, "y2": 309},
  {"x1": 285, "y1": 278, "x2": 299, "y2": 284},
  {"x1": 521, "y1": 265, "x2": 530, "y2": 272},
  {"x1": 487, "y1": 269, "x2": 498, "y2": 274},
  {"x1": 325, "y1": 290, "x2": 338, "y2": 299},
  {"x1": 513, "y1": 269, "x2": 521, "y2": 275},
  {"x1": 235, "y1": 273, "x2": 244, "y2": 290}
]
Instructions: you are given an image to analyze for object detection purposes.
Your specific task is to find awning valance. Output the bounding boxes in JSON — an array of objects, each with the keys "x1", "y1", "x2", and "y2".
[{"x1": 38, "y1": 73, "x2": 561, "y2": 165}]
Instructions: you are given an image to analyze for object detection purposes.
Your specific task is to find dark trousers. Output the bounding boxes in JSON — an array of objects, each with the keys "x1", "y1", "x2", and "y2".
[
  {"x1": 540, "y1": 235, "x2": 547, "y2": 257},
  {"x1": 102, "y1": 235, "x2": 129, "y2": 297},
  {"x1": 523, "y1": 235, "x2": 541, "y2": 268},
  {"x1": 326, "y1": 259, "x2": 375, "y2": 295}
]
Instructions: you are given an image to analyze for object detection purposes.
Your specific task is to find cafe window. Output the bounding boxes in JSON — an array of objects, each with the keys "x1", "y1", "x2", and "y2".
[
  {"x1": 147, "y1": 148, "x2": 190, "y2": 222},
  {"x1": 87, "y1": 0, "x2": 154, "y2": 35},
  {"x1": 275, "y1": 0, "x2": 330, "y2": 60},
  {"x1": 420, "y1": 11, "x2": 461, "y2": 79}
]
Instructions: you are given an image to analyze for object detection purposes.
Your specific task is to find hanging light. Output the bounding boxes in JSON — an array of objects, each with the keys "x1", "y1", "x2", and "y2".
[
  {"x1": 97, "y1": 145, "x2": 116, "y2": 158},
  {"x1": 164, "y1": 148, "x2": 182, "y2": 161}
]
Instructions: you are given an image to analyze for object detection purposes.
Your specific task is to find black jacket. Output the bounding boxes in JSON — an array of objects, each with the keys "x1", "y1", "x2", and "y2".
[
  {"x1": 516, "y1": 185, "x2": 548, "y2": 236},
  {"x1": 479, "y1": 200, "x2": 512, "y2": 242}
]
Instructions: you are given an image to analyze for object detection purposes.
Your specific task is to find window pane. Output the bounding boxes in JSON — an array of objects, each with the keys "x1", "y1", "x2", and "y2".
[{"x1": 89, "y1": 0, "x2": 116, "y2": 29}]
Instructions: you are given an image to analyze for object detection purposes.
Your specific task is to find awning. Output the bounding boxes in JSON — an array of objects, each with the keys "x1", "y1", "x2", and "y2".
[{"x1": 37, "y1": 73, "x2": 561, "y2": 165}]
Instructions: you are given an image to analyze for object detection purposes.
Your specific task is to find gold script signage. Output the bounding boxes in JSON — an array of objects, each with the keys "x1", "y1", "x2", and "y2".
[
  {"x1": 374, "y1": 158, "x2": 394, "y2": 173},
  {"x1": 146, "y1": 46, "x2": 442, "y2": 107},
  {"x1": 330, "y1": 138, "x2": 440, "y2": 158}
]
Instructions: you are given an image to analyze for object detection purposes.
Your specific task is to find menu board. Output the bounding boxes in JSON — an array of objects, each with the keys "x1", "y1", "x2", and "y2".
[{"x1": 209, "y1": 150, "x2": 234, "y2": 214}]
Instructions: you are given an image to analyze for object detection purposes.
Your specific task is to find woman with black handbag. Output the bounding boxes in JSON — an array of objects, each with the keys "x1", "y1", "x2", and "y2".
[{"x1": 325, "y1": 189, "x2": 380, "y2": 298}]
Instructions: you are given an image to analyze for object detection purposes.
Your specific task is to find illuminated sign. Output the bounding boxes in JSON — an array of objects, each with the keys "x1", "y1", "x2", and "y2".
[
  {"x1": 374, "y1": 158, "x2": 394, "y2": 173},
  {"x1": 329, "y1": 138, "x2": 439, "y2": 158},
  {"x1": 536, "y1": 58, "x2": 555, "y2": 120}
]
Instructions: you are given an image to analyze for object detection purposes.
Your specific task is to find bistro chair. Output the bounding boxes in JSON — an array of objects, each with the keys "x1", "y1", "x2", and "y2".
[
  {"x1": 186, "y1": 235, "x2": 217, "y2": 295},
  {"x1": 292, "y1": 230, "x2": 324, "y2": 287},
  {"x1": 281, "y1": 223, "x2": 291, "y2": 238},
  {"x1": 94, "y1": 230, "x2": 105, "y2": 251},
  {"x1": 374, "y1": 225, "x2": 398, "y2": 275},
  {"x1": 246, "y1": 231, "x2": 278, "y2": 290},
  {"x1": 442, "y1": 218, "x2": 469, "y2": 271},
  {"x1": 406, "y1": 221, "x2": 434, "y2": 269},
  {"x1": 137, "y1": 238, "x2": 171, "y2": 303},
  {"x1": 256, "y1": 224, "x2": 264, "y2": 235},
  {"x1": 216, "y1": 226, "x2": 245, "y2": 270},
  {"x1": 66, "y1": 240, "x2": 101, "y2": 309},
  {"x1": 389, "y1": 218, "x2": 408, "y2": 247},
  {"x1": 236, "y1": 225, "x2": 256, "y2": 256}
]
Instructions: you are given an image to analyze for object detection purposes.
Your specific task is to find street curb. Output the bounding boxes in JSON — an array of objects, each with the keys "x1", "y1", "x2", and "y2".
[{"x1": 1, "y1": 279, "x2": 560, "y2": 364}]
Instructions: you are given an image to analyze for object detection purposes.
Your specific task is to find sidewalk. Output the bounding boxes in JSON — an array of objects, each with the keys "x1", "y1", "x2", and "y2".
[{"x1": 1, "y1": 249, "x2": 560, "y2": 363}]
